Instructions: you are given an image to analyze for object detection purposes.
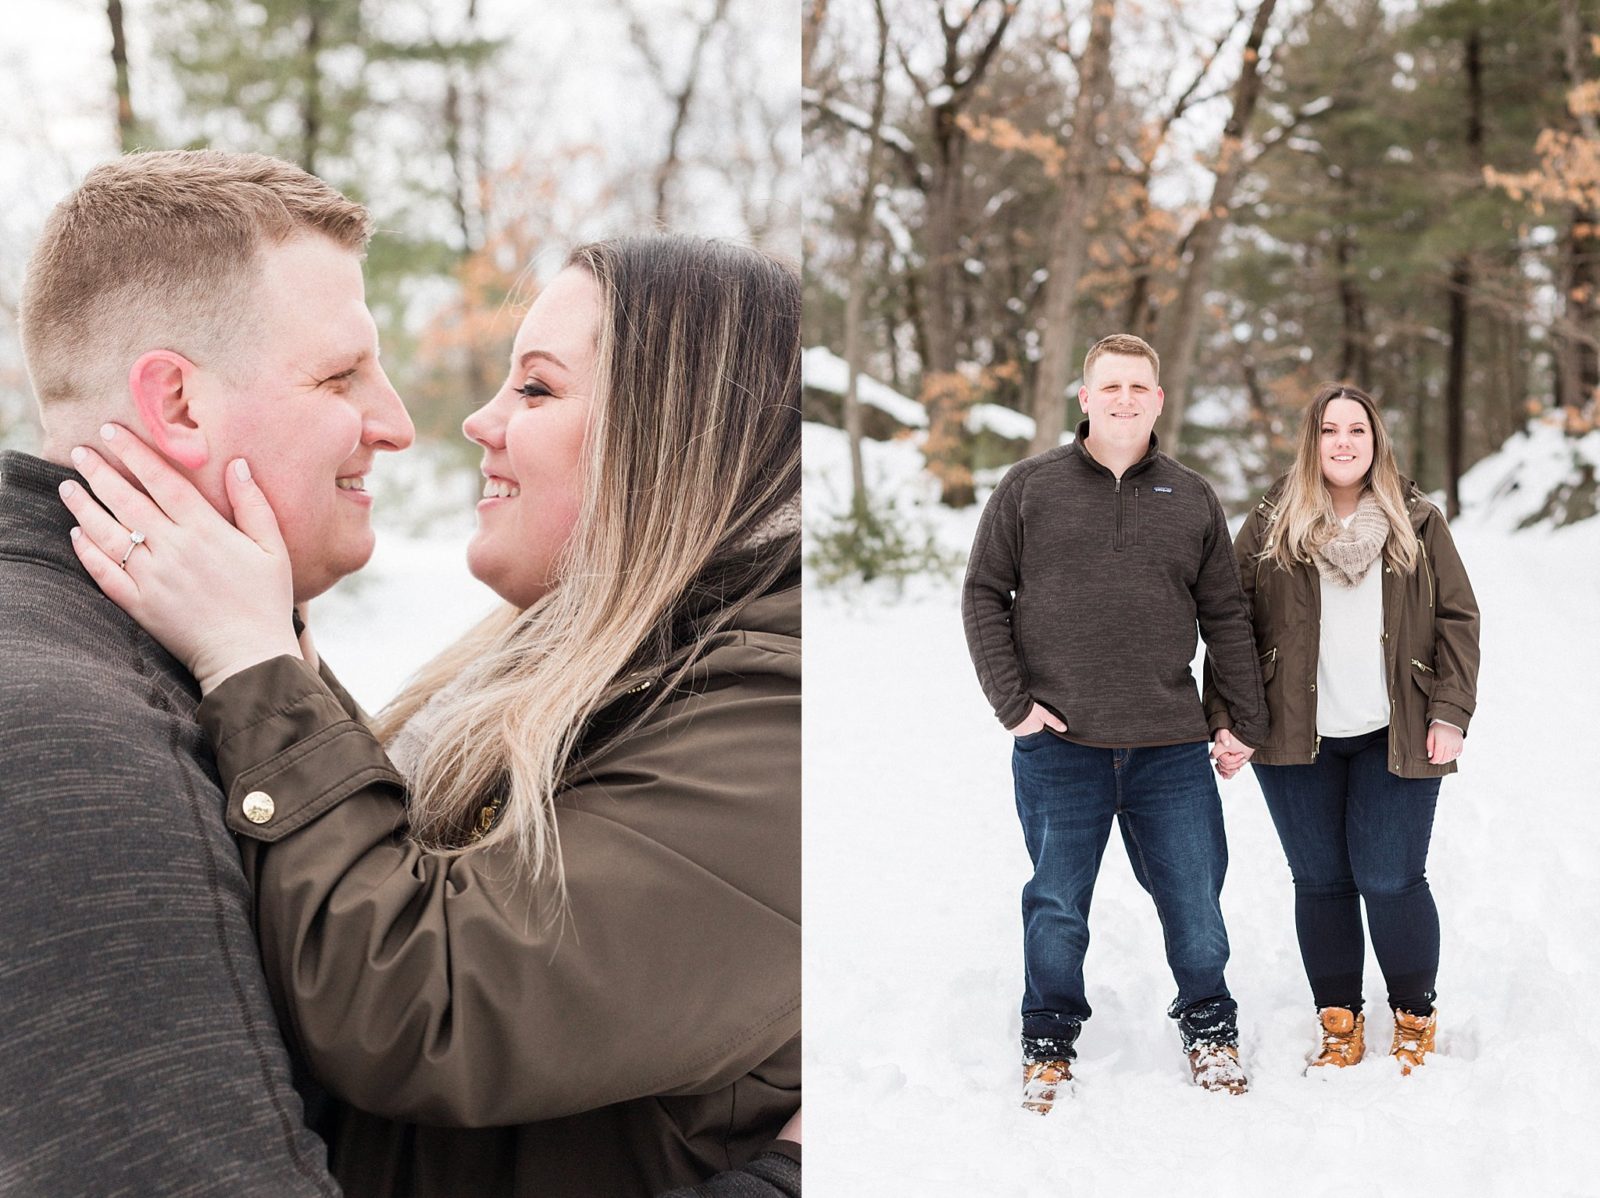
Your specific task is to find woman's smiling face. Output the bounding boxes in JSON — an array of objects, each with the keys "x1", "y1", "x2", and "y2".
[
  {"x1": 462, "y1": 267, "x2": 599, "y2": 608},
  {"x1": 1319, "y1": 396, "x2": 1373, "y2": 493}
]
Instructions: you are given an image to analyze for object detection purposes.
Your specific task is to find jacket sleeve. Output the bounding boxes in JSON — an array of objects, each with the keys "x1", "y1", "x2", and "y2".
[
  {"x1": 1421, "y1": 510, "x2": 1479, "y2": 734},
  {"x1": 960, "y1": 464, "x2": 1034, "y2": 729},
  {"x1": 1194, "y1": 492, "x2": 1269, "y2": 747},
  {"x1": 1202, "y1": 508, "x2": 1263, "y2": 732},
  {"x1": 316, "y1": 658, "x2": 370, "y2": 724},
  {"x1": 197, "y1": 652, "x2": 800, "y2": 1128}
]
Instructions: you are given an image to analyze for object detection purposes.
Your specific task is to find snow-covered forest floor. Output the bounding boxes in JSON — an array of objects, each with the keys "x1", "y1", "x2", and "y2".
[{"x1": 803, "y1": 420, "x2": 1600, "y2": 1196}]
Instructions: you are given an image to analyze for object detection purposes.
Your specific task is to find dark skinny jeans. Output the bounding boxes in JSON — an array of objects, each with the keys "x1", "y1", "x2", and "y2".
[
  {"x1": 1012, "y1": 735, "x2": 1237, "y2": 1059},
  {"x1": 1254, "y1": 727, "x2": 1441, "y2": 1017}
]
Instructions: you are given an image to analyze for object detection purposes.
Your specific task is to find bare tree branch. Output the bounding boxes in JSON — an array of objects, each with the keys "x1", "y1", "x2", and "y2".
[{"x1": 618, "y1": 0, "x2": 733, "y2": 225}]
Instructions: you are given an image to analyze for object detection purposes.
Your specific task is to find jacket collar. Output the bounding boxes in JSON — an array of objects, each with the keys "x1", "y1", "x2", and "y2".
[
  {"x1": 605, "y1": 559, "x2": 799, "y2": 701},
  {"x1": 0, "y1": 451, "x2": 93, "y2": 578},
  {"x1": 1069, "y1": 418, "x2": 1161, "y2": 480}
]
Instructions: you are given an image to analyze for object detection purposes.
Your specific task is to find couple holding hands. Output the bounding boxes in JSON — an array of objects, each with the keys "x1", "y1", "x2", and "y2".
[{"x1": 962, "y1": 334, "x2": 1480, "y2": 1111}]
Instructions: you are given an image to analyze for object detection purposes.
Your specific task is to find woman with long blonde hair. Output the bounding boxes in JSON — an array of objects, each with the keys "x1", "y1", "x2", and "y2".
[
  {"x1": 65, "y1": 234, "x2": 801, "y2": 1197},
  {"x1": 1208, "y1": 383, "x2": 1479, "y2": 1077}
]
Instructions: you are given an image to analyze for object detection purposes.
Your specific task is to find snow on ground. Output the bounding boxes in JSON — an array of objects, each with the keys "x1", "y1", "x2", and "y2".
[
  {"x1": 307, "y1": 459, "x2": 498, "y2": 711},
  {"x1": 804, "y1": 423, "x2": 1600, "y2": 1196}
]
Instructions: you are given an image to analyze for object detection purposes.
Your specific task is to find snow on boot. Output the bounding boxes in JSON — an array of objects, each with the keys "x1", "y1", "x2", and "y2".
[
  {"x1": 1187, "y1": 1043, "x2": 1248, "y2": 1095},
  {"x1": 1307, "y1": 1006, "x2": 1365, "y2": 1070},
  {"x1": 1021, "y1": 1059, "x2": 1073, "y2": 1114},
  {"x1": 1391, "y1": 1007, "x2": 1437, "y2": 1075}
]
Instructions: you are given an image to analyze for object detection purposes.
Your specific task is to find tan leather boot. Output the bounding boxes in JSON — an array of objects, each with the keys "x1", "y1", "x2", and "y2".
[
  {"x1": 1308, "y1": 1006, "x2": 1366, "y2": 1069},
  {"x1": 1391, "y1": 1008, "x2": 1437, "y2": 1074},
  {"x1": 1187, "y1": 1043, "x2": 1248, "y2": 1094},
  {"x1": 1021, "y1": 1059, "x2": 1073, "y2": 1114}
]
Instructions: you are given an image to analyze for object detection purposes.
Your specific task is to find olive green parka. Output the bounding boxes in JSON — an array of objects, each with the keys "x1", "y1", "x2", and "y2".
[
  {"x1": 1203, "y1": 480, "x2": 1479, "y2": 778},
  {"x1": 195, "y1": 583, "x2": 801, "y2": 1198}
]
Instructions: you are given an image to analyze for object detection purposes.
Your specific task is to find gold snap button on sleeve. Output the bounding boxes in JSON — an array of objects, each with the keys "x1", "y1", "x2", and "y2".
[{"x1": 242, "y1": 791, "x2": 276, "y2": 824}]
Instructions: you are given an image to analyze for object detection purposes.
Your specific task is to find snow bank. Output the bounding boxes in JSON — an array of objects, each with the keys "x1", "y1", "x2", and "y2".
[
  {"x1": 1454, "y1": 418, "x2": 1600, "y2": 534},
  {"x1": 803, "y1": 345, "x2": 928, "y2": 429},
  {"x1": 966, "y1": 402, "x2": 1035, "y2": 443}
]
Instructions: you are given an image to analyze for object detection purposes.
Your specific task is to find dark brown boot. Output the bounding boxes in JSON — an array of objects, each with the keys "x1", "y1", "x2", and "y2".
[
  {"x1": 1187, "y1": 1043, "x2": 1248, "y2": 1094},
  {"x1": 1021, "y1": 1059, "x2": 1073, "y2": 1114}
]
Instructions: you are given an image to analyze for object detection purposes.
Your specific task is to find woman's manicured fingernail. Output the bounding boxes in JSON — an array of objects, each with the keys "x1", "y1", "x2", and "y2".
[
  {"x1": 69, "y1": 446, "x2": 87, "y2": 467},
  {"x1": 233, "y1": 458, "x2": 251, "y2": 482},
  {"x1": 59, "y1": 480, "x2": 76, "y2": 498},
  {"x1": 69, "y1": 526, "x2": 80, "y2": 540},
  {"x1": 100, "y1": 423, "x2": 116, "y2": 442}
]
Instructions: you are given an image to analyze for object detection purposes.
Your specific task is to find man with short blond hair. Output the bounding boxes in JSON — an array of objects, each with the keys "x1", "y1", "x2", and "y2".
[
  {"x1": 962, "y1": 332, "x2": 1268, "y2": 1109},
  {"x1": 1, "y1": 149, "x2": 412, "y2": 1193},
  {"x1": 22, "y1": 150, "x2": 372, "y2": 420},
  {"x1": 1079, "y1": 330, "x2": 1159, "y2": 386}
]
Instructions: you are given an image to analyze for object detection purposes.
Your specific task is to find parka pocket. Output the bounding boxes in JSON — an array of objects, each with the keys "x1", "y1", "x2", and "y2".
[
  {"x1": 1259, "y1": 646, "x2": 1278, "y2": 685},
  {"x1": 1410, "y1": 658, "x2": 1435, "y2": 696}
]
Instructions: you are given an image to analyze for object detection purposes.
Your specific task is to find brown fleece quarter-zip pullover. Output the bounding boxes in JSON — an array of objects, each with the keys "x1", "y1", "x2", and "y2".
[{"x1": 962, "y1": 421, "x2": 1268, "y2": 749}]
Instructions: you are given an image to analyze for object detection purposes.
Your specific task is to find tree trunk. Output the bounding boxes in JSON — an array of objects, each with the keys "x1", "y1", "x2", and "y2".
[
  {"x1": 651, "y1": 0, "x2": 731, "y2": 226},
  {"x1": 1443, "y1": 256, "x2": 1469, "y2": 517},
  {"x1": 445, "y1": 80, "x2": 472, "y2": 253},
  {"x1": 1335, "y1": 216, "x2": 1368, "y2": 382},
  {"x1": 1121, "y1": 269, "x2": 1153, "y2": 339},
  {"x1": 916, "y1": 2, "x2": 1015, "y2": 507},
  {"x1": 108, "y1": 0, "x2": 136, "y2": 151},
  {"x1": 903, "y1": 268, "x2": 929, "y2": 389},
  {"x1": 1028, "y1": 0, "x2": 1116, "y2": 456},
  {"x1": 1562, "y1": 215, "x2": 1599, "y2": 433},
  {"x1": 1559, "y1": 0, "x2": 1600, "y2": 434},
  {"x1": 841, "y1": 0, "x2": 889, "y2": 517},
  {"x1": 1155, "y1": 0, "x2": 1279, "y2": 452},
  {"x1": 920, "y1": 118, "x2": 974, "y2": 505},
  {"x1": 1441, "y1": 27, "x2": 1483, "y2": 518},
  {"x1": 802, "y1": 0, "x2": 828, "y2": 88},
  {"x1": 301, "y1": 0, "x2": 323, "y2": 173},
  {"x1": 1408, "y1": 339, "x2": 1428, "y2": 487}
]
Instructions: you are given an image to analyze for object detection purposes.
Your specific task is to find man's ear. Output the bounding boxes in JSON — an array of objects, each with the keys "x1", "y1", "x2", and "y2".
[
  {"x1": 128, "y1": 350, "x2": 209, "y2": 469},
  {"x1": 1153, "y1": 385, "x2": 1165, "y2": 415}
]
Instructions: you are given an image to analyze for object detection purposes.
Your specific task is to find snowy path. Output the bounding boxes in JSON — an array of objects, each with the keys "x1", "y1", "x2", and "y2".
[{"x1": 804, "y1": 429, "x2": 1600, "y2": 1196}]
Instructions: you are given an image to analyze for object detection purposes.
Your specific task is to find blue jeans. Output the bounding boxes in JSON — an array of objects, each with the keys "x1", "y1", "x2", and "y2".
[
  {"x1": 1011, "y1": 734, "x2": 1237, "y2": 1060},
  {"x1": 1254, "y1": 728, "x2": 1441, "y2": 1016}
]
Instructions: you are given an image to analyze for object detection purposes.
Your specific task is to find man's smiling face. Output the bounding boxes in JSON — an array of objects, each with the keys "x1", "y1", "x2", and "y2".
[
  {"x1": 1079, "y1": 352, "x2": 1164, "y2": 452},
  {"x1": 195, "y1": 234, "x2": 415, "y2": 603}
]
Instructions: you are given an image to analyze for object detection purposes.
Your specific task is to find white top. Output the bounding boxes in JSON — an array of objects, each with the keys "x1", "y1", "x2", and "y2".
[{"x1": 1316, "y1": 516, "x2": 1390, "y2": 738}]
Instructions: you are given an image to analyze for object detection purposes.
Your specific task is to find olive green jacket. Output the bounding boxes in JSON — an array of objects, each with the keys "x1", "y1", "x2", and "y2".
[
  {"x1": 1203, "y1": 481, "x2": 1479, "y2": 778},
  {"x1": 196, "y1": 585, "x2": 801, "y2": 1198}
]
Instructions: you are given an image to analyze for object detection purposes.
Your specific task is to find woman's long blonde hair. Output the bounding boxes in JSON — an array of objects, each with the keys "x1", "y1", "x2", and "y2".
[
  {"x1": 1260, "y1": 382, "x2": 1419, "y2": 573},
  {"x1": 373, "y1": 236, "x2": 800, "y2": 900}
]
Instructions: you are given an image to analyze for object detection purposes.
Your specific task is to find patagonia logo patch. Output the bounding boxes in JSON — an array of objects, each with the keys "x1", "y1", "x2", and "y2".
[{"x1": 1153, "y1": 486, "x2": 1174, "y2": 494}]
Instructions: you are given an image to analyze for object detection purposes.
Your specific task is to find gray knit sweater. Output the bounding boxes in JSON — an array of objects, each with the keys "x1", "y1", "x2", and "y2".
[
  {"x1": 0, "y1": 451, "x2": 336, "y2": 1196},
  {"x1": 961, "y1": 426, "x2": 1269, "y2": 748}
]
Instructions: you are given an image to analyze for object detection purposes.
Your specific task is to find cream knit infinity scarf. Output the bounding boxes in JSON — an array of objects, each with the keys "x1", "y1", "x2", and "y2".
[
  {"x1": 1314, "y1": 492, "x2": 1390, "y2": 588},
  {"x1": 733, "y1": 492, "x2": 801, "y2": 552}
]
